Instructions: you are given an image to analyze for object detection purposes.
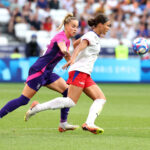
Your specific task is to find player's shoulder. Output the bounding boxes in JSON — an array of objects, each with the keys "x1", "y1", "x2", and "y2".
[
  {"x1": 83, "y1": 31, "x2": 95, "y2": 37},
  {"x1": 51, "y1": 31, "x2": 66, "y2": 43},
  {"x1": 82, "y1": 31, "x2": 98, "y2": 39},
  {"x1": 81, "y1": 31, "x2": 99, "y2": 44},
  {"x1": 54, "y1": 31, "x2": 64, "y2": 38}
]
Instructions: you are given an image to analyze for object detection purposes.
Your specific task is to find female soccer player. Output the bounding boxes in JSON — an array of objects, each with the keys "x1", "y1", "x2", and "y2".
[
  {"x1": 25, "y1": 13, "x2": 111, "y2": 134},
  {"x1": 0, "y1": 13, "x2": 79, "y2": 132}
]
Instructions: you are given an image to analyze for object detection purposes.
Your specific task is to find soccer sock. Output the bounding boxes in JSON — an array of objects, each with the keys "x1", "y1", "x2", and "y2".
[
  {"x1": 85, "y1": 99, "x2": 106, "y2": 126},
  {"x1": 31, "y1": 97, "x2": 75, "y2": 114},
  {"x1": 0, "y1": 95, "x2": 30, "y2": 118},
  {"x1": 61, "y1": 89, "x2": 69, "y2": 122}
]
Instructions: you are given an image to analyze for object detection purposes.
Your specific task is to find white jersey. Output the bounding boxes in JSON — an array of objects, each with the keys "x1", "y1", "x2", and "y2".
[{"x1": 69, "y1": 31, "x2": 101, "y2": 75}]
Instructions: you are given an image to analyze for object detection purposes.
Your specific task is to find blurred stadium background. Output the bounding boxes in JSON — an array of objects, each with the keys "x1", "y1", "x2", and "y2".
[
  {"x1": 0, "y1": 1, "x2": 150, "y2": 150},
  {"x1": 0, "y1": 0, "x2": 150, "y2": 82}
]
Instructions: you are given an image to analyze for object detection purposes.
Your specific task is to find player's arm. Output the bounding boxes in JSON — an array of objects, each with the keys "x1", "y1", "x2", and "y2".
[
  {"x1": 57, "y1": 41, "x2": 70, "y2": 57},
  {"x1": 64, "y1": 54, "x2": 71, "y2": 62},
  {"x1": 73, "y1": 38, "x2": 81, "y2": 48},
  {"x1": 62, "y1": 39, "x2": 89, "y2": 69}
]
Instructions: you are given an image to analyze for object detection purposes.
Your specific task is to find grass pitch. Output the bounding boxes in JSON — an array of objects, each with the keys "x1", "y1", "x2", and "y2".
[{"x1": 0, "y1": 83, "x2": 150, "y2": 150}]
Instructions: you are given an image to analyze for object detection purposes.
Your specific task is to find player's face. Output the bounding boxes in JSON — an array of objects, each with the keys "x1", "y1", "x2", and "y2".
[
  {"x1": 66, "y1": 20, "x2": 79, "y2": 37},
  {"x1": 98, "y1": 21, "x2": 111, "y2": 35}
]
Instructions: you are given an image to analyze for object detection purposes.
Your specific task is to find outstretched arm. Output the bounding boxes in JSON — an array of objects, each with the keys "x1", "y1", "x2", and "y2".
[
  {"x1": 62, "y1": 39, "x2": 89, "y2": 69},
  {"x1": 57, "y1": 42, "x2": 71, "y2": 58}
]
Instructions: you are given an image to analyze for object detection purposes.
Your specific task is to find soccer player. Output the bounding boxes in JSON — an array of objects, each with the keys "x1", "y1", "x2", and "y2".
[
  {"x1": 25, "y1": 13, "x2": 111, "y2": 134},
  {"x1": 0, "y1": 13, "x2": 79, "y2": 132}
]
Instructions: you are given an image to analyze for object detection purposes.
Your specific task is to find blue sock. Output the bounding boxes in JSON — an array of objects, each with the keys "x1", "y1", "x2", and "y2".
[
  {"x1": 60, "y1": 89, "x2": 70, "y2": 122},
  {"x1": 0, "y1": 95, "x2": 30, "y2": 118}
]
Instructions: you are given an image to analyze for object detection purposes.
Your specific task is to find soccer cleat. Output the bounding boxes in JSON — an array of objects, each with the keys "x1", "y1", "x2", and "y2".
[
  {"x1": 24, "y1": 101, "x2": 39, "y2": 122},
  {"x1": 82, "y1": 123, "x2": 104, "y2": 134},
  {"x1": 58, "y1": 122, "x2": 80, "y2": 132}
]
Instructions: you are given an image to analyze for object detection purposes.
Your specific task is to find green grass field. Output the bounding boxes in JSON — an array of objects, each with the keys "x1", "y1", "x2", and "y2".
[{"x1": 0, "y1": 83, "x2": 150, "y2": 150}]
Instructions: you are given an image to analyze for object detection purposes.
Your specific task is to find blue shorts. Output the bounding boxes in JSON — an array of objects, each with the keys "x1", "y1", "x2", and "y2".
[{"x1": 26, "y1": 72, "x2": 60, "y2": 91}]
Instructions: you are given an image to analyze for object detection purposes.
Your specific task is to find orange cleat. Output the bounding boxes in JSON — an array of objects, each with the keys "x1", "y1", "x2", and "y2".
[{"x1": 82, "y1": 123, "x2": 104, "y2": 134}]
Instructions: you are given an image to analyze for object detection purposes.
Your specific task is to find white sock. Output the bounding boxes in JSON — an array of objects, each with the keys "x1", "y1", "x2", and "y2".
[
  {"x1": 85, "y1": 99, "x2": 106, "y2": 126},
  {"x1": 31, "y1": 97, "x2": 75, "y2": 114}
]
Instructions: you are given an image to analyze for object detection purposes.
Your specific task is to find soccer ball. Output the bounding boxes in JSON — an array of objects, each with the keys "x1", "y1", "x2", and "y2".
[{"x1": 132, "y1": 37, "x2": 149, "y2": 55}]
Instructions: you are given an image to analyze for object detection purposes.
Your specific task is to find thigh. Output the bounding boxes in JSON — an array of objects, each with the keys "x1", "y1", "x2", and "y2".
[
  {"x1": 22, "y1": 84, "x2": 37, "y2": 99},
  {"x1": 67, "y1": 84, "x2": 83, "y2": 104},
  {"x1": 83, "y1": 84, "x2": 106, "y2": 101},
  {"x1": 46, "y1": 77, "x2": 68, "y2": 93}
]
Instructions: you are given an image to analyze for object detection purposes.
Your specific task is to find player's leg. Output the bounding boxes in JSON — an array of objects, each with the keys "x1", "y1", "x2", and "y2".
[
  {"x1": 25, "y1": 84, "x2": 83, "y2": 120},
  {"x1": 82, "y1": 79, "x2": 106, "y2": 134},
  {"x1": 0, "y1": 84, "x2": 36, "y2": 118},
  {"x1": 45, "y1": 76, "x2": 79, "y2": 131},
  {"x1": 24, "y1": 71, "x2": 85, "y2": 120}
]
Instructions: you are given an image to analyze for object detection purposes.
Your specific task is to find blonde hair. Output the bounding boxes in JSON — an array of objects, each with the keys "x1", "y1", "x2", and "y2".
[{"x1": 57, "y1": 13, "x2": 77, "y2": 31}]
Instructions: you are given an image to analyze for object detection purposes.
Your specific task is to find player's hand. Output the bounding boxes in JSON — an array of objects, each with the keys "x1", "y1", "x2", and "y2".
[
  {"x1": 62, "y1": 59, "x2": 74, "y2": 70},
  {"x1": 63, "y1": 50, "x2": 71, "y2": 57}
]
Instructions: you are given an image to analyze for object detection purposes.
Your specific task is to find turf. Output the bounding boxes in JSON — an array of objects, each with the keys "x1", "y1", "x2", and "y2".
[{"x1": 0, "y1": 83, "x2": 150, "y2": 150}]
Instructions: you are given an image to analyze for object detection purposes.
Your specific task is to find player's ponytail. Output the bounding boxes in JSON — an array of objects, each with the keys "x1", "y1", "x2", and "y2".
[
  {"x1": 88, "y1": 13, "x2": 109, "y2": 27},
  {"x1": 88, "y1": 18, "x2": 96, "y2": 27},
  {"x1": 57, "y1": 13, "x2": 76, "y2": 31}
]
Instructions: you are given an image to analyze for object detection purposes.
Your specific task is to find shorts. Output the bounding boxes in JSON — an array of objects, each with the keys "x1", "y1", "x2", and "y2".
[
  {"x1": 67, "y1": 71, "x2": 96, "y2": 88},
  {"x1": 26, "y1": 72, "x2": 60, "y2": 91}
]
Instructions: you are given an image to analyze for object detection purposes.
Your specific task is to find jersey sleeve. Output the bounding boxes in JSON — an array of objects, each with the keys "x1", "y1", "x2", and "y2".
[{"x1": 81, "y1": 32, "x2": 95, "y2": 46}]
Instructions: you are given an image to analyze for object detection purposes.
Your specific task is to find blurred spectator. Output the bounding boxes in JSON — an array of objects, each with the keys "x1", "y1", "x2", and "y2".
[
  {"x1": 37, "y1": 6, "x2": 50, "y2": 23},
  {"x1": 29, "y1": 12, "x2": 42, "y2": 30},
  {"x1": 8, "y1": 7, "x2": 23, "y2": 33},
  {"x1": 111, "y1": 22, "x2": 126, "y2": 39},
  {"x1": 37, "y1": 0, "x2": 48, "y2": 9},
  {"x1": 48, "y1": 0, "x2": 59, "y2": 9},
  {"x1": 81, "y1": 0, "x2": 94, "y2": 19},
  {"x1": 25, "y1": 34, "x2": 41, "y2": 57},
  {"x1": 79, "y1": 17, "x2": 87, "y2": 28},
  {"x1": 136, "y1": 22, "x2": 149, "y2": 38},
  {"x1": 10, "y1": 47, "x2": 22, "y2": 59},
  {"x1": 95, "y1": 0, "x2": 106, "y2": 14},
  {"x1": 10, "y1": 0, "x2": 27, "y2": 9},
  {"x1": 61, "y1": 0, "x2": 73, "y2": 12},
  {"x1": 115, "y1": 40, "x2": 129, "y2": 59},
  {"x1": 22, "y1": 3, "x2": 32, "y2": 23},
  {"x1": 106, "y1": 0, "x2": 119, "y2": 11},
  {"x1": 9, "y1": 0, "x2": 21, "y2": 12},
  {"x1": 137, "y1": 0, "x2": 147, "y2": 11},
  {"x1": 42, "y1": 16, "x2": 52, "y2": 32}
]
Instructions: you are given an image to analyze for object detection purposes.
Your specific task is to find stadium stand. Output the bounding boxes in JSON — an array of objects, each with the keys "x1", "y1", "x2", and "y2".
[{"x1": 0, "y1": 0, "x2": 149, "y2": 58}]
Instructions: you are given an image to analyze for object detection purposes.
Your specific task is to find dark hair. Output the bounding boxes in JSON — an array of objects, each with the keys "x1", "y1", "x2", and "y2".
[{"x1": 88, "y1": 13, "x2": 109, "y2": 27}]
